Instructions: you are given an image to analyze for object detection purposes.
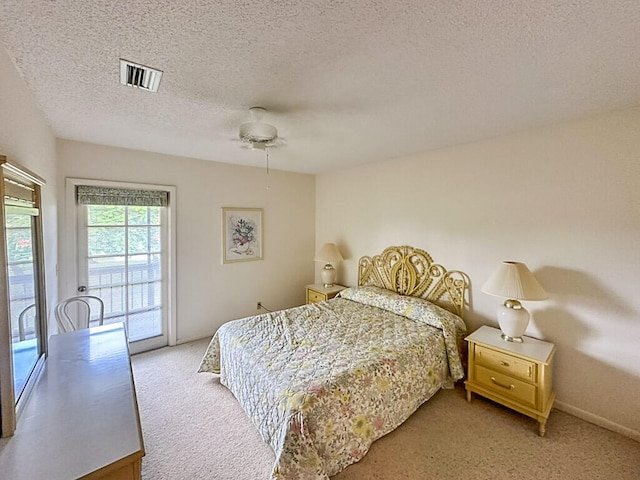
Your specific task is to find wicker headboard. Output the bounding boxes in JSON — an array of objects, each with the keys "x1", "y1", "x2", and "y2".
[{"x1": 357, "y1": 245, "x2": 469, "y2": 318}]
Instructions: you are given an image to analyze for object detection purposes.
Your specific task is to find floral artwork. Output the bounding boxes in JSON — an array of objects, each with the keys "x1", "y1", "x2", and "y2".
[
  {"x1": 222, "y1": 208, "x2": 263, "y2": 263},
  {"x1": 231, "y1": 218, "x2": 255, "y2": 253}
]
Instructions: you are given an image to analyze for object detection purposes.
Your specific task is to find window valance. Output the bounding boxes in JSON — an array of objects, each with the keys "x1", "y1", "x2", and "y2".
[{"x1": 76, "y1": 185, "x2": 168, "y2": 207}]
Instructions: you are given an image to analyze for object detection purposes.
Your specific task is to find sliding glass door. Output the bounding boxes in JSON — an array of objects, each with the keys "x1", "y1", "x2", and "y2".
[
  {"x1": 0, "y1": 157, "x2": 47, "y2": 437},
  {"x1": 5, "y1": 208, "x2": 42, "y2": 400}
]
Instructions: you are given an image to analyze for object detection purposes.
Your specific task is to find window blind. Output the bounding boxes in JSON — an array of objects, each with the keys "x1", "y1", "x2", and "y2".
[
  {"x1": 76, "y1": 185, "x2": 168, "y2": 207},
  {"x1": 4, "y1": 177, "x2": 36, "y2": 206}
]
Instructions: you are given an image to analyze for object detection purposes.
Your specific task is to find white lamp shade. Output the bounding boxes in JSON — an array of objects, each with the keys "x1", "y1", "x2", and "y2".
[
  {"x1": 481, "y1": 261, "x2": 547, "y2": 300},
  {"x1": 314, "y1": 243, "x2": 344, "y2": 264}
]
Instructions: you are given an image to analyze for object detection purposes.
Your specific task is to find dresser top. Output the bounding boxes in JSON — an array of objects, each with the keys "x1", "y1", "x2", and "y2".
[
  {"x1": 466, "y1": 325, "x2": 556, "y2": 363},
  {"x1": 0, "y1": 323, "x2": 144, "y2": 479}
]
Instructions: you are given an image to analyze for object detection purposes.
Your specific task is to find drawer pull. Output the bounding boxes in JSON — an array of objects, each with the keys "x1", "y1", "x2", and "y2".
[
  {"x1": 500, "y1": 361, "x2": 510, "y2": 367},
  {"x1": 490, "y1": 376, "x2": 515, "y2": 390}
]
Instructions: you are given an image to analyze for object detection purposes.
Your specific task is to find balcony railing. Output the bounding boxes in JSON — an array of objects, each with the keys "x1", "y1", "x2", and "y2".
[{"x1": 10, "y1": 262, "x2": 162, "y2": 343}]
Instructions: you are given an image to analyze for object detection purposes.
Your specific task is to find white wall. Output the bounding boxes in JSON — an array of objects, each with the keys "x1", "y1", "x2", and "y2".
[
  {"x1": 57, "y1": 140, "x2": 315, "y2": 343},
  {"x1": 6, "y1": 35, "x2": 639, "y2": 439},
  {"x1": 0, "y1": 46, "x2": 58, "y2": 325},
  {"x1": 316, "y1": 107, "x2": 640, "y2": 439}
]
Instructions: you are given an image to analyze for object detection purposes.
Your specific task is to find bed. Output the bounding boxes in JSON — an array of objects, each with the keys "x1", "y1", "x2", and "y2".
[{"x1": 198, "y1": 245, "x2": 469, "y2": 479}]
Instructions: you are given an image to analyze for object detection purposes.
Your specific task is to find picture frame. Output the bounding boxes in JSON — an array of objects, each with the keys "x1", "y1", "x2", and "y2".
[{"x1": 221, "y1": 207, "x2": 263, "y2": 263}]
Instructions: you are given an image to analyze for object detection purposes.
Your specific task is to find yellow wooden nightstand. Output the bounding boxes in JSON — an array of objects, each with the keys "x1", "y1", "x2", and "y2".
[
  {"x1": 464, "y1": 325, "x2": 556, "y2": 436},
  {"x1": 305, "y1": 284, "x2": 346, "y2": 304}
]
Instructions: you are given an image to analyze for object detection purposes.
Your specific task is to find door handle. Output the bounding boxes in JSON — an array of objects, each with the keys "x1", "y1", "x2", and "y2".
[{"x1": 77, "y1": 285, "x2": 87, "y2": 293}]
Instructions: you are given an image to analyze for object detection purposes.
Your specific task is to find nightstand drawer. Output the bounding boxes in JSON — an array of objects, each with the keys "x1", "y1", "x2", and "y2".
[
  {"x1": 307, "y1": 289, "x2": 326, "y2": 303},
  {"x1": 306, "y1": 284, "x2": 346, "y2": 305},
  {"x1": 476, "y1": 345, "x2": 535, "y2": 382},
  {"x1": 475, "y1": 365, "x2": 536, "y2": 408}
]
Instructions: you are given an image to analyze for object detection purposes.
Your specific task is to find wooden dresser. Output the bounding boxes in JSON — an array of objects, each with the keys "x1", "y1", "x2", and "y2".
[
  {"x1": 464, "y1": 325, "x2": 556, "y2": 436},
  {"x1": 0, "y1": 323, "x2": 144, "y2": 479}
]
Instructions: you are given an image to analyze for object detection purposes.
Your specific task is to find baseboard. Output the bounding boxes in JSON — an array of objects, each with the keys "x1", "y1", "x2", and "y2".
[
  {"x1": 175, "y1": 334, "x2": 213, "y2": 346},
  {"x1": 554, "y1": 400, "x2": 640, "y2": 443}
]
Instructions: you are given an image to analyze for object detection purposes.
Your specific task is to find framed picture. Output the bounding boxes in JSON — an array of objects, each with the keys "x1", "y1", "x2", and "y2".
[{"x1": 222, "y1": 207, "x2": 263, "y2": 263}]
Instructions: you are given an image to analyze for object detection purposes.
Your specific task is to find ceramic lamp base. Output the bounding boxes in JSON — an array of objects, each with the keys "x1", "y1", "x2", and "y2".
[
  {"x1": 320, "y1": 264, "x2": 336, "y2": 287},
  {"x1": 497, "y1": 300, "x2": 530, "y2": 342}
]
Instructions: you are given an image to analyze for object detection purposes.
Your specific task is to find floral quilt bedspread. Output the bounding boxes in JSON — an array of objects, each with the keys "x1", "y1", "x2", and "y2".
[{"x1": 198, "y1": 286, "x2": 467, "y2": 480}]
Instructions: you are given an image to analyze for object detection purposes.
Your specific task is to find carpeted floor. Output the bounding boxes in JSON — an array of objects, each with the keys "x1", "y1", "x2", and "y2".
[{"x1": 131, "y1": 338, "x2": 640, "y2": 480}]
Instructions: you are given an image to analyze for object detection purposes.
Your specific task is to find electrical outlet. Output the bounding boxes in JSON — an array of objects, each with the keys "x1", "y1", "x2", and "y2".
[{"x1": 257, "y1": 301, "x2": 262, "y2": 310}]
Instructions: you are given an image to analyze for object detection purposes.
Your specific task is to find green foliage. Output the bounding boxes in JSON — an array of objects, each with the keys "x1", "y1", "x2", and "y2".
[
  {"x1": 5, "y1": 214, "x2": 33, "y2": 263},
  {"x1": 89, "y1": 205, "x2": 125, "y2": 225},
  {"x1": 6, "y1": 213, "x2": 30, "y2": 228},
  {"x1": 87, "y1": 206, "x2": 161, "y2": 257}
]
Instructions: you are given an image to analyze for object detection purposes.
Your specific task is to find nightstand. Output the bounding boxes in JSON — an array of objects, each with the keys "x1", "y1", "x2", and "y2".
[
  {"x1": 464, "y1": 325, "x2": 556, "y2": 436},
  {"x1": 305, "y1": 284, "x2": 346, "y2": 304}
]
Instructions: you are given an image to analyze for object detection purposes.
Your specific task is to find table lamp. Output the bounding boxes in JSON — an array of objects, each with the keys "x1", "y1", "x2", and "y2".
[
  {"x1": 481, "y1": 261, "x2": 548, "y2": 342},
  {"x1": 314, "y1": 243, "x2": 343, "y2": 287}
]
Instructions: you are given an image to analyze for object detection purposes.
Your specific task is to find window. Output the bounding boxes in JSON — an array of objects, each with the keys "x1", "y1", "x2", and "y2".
[{"x1": 83, "y1": 204, "x2": 163, "y2": 342}]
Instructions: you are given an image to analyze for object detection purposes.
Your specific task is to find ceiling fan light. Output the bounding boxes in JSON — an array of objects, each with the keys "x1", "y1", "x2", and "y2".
[
  {"x1": 239, "y1": 121, "x2": 278, "y2": 143},
  {"x1": 250, "y1": 142, "x2": 267, "y2": 150}
]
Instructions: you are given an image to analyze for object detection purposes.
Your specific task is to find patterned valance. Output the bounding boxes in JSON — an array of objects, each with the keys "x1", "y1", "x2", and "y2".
[{"x1": 76, "y1": 185, "x2": 168, "y2": 207}]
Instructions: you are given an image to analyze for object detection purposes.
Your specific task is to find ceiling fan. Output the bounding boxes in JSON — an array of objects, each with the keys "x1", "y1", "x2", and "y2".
[
  {"x1": 238, "y1": 107, "x2": 283, "y2": 150},
  {"x1": 237, "y1": 107, "x2": 284, "y2": 189}
]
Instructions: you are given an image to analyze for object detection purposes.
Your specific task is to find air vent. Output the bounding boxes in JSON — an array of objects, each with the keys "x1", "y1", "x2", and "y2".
[{"x1": 119, "y1": 59, "x2": 163, "y2": 93}]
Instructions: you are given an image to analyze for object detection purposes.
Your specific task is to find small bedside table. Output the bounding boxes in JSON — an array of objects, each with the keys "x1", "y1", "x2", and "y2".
[
  {"x1": 305, "y1": 284, "x2": 346, "y2": 304},
  {"x1": 464, "y1": 325, "x2": 556, "y2": 436}
]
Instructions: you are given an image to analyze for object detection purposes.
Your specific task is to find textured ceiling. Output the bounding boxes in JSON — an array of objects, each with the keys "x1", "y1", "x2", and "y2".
[{"x1": 1, "y1": 1, "x2": 638, "y2": 174}]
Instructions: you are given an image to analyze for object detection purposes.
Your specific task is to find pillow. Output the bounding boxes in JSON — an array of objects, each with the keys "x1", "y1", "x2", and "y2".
[
  {"x1": 339, "y1": 285, "x2": 466, "y2": 380},
  {"x1": 339, "y1": 285, "x2": 460, "y2": 326}
]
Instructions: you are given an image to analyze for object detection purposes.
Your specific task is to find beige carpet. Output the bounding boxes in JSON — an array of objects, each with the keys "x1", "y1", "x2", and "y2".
[{"x1": 131, "y1": 338, "x2": 640, "y2": 480}]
